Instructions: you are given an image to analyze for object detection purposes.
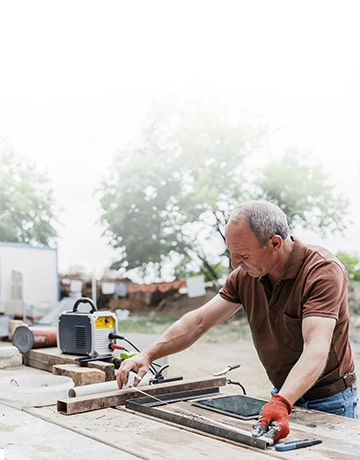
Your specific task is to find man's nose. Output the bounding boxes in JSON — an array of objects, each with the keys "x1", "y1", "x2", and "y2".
[{"x1": 231, "y1": 255, "x2": 241, "y2": 269}]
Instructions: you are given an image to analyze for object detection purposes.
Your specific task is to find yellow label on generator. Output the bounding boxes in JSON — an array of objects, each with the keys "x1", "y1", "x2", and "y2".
[{"x1": 95, "y1": 316, "x2": 116, "y2": 329}]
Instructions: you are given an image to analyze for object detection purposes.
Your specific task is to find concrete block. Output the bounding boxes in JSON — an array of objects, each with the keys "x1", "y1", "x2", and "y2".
[{"x1": 0, "y1": 345, "x2": 23, "y2": 368}]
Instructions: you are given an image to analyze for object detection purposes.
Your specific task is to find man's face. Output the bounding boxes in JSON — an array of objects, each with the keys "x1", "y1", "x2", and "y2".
[{"x1": 225, "y1": 218, "x2": 275, "y2": 277}]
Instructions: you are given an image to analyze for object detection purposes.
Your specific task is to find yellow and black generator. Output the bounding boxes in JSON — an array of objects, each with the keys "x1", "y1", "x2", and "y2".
[{"x1": 58, "y1": 297, "x2": 117, "y2": 359}]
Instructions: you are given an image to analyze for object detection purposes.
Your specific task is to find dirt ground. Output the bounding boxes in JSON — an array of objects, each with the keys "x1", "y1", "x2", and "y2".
[
  {"x1": 168, "y1": 334, "x2": 273, "y2": 400},
  {"x1": 156, "y1": 291, "x2": 360, "y2": 401},
  {"x1": 167, "y1": 332, "x2": 360, "y2": 401}
]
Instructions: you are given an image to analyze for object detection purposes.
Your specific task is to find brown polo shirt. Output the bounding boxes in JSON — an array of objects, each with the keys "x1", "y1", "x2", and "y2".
[{"x1": 219, "y1": 237, "x2": 354, "y2": 390}]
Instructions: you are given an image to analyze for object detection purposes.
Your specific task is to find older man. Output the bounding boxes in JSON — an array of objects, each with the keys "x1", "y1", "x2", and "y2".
[{"x1": 117, "y1": 200, "x2": 357, "y2": 443}]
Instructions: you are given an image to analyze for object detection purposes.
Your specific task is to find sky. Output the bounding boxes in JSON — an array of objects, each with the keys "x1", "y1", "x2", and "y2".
[{"x1": 0, "y1": 0, "x2": 359, "y2": 279}]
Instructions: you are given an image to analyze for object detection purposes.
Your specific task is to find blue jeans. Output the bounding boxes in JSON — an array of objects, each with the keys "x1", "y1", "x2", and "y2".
[{"x1": 272, "y1": 382, "x2": 358, "y2": 419}]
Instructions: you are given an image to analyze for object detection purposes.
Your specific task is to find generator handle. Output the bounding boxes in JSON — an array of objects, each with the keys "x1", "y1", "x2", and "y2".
[{"x1": 72, "y1": 297, "x2": 97, "y2": 313}]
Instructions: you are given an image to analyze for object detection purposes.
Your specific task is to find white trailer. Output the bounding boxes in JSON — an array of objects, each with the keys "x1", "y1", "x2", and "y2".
[{"x1": 0, "y1": 242, "x2": 59, "y2": 319}]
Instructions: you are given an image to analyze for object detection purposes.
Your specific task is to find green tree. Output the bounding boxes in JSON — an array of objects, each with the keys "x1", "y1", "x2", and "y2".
[
  {"x1": 97, "y1": 97, "x2": 349, "y2": 281},
  {"x1": 0, "y1": 149, "x2": 59, "y2": 246},
  {"x1": 98, "y1": 97, "x2": 266, "y2": 280},
  {"x1": 337, "y1": 252, "x2": 360, "y2": 281},
  {"x1": 255, "y1": 151, "x2": 349, "y2": 235}
]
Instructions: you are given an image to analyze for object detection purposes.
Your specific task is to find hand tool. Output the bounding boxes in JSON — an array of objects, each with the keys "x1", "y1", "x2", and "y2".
[
  {"x1": 252, "y1": 420, "x2": 279, "y2": 442},
  {"x1": 213, "y1": 364, "x2": 241, "y2": 376},
  {"x1": 251, "y1": 393, "x2": 292, "y2": 443},
  {"x1": 275, "y1": 438, "x2": 322, "y2": 451},
  {"x1": 213, "y1": 364, "x2": 247, "y2": 394}
]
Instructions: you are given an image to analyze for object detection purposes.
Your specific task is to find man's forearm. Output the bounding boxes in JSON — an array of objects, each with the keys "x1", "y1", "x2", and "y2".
[
  {"x1": 279, "y1": 316, "x2": 336, "y2": 405},
  {"x1": 279, "y1": 346, "x2": 328, "y2": 404},
  {"x1": 116, "y1": 295, "x2": 239, "y2": 389},
  {"x1": 140, "y1": 295, "x2": 240, "y2": 363}
]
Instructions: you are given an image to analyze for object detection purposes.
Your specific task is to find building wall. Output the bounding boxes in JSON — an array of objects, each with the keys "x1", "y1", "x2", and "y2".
[{"x1": 0, "y1": 243, "x2": 58, "y2": 312}]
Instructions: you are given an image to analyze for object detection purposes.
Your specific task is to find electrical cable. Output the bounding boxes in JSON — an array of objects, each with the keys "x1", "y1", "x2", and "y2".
[
  {"x1": 227, "y1": 379, "x2": 246, "y2": 395},
  {"x1": 109, "y1": 332, "x2": 158, "y2": 375}
]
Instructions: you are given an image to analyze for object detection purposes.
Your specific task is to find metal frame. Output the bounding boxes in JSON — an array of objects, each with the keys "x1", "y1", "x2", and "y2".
[{"x1": 126, "y1": 388, "x2": 268, "y2": 450}]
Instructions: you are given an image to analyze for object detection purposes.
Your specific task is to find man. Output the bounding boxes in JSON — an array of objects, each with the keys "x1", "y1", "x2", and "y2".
[{"x1": 116, "y1": 200, "x2": 358, "y2": 443}]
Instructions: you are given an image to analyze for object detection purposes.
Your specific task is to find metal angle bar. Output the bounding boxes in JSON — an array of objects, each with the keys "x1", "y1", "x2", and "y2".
[
  {"x1": 126, "y1": 394, "x2": 268, "y2": 450},
  {"x1": 128, "y1": 387, "x2": 220, "y2": 406}
]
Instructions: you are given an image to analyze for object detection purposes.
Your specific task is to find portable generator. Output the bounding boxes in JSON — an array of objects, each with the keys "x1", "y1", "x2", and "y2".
[{"x1": 58, "y1": 297, "x2": 117, "y2": 359}]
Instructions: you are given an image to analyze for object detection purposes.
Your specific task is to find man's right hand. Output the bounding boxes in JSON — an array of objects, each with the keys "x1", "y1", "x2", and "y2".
[{"x1": 116, "y1": 352, "x2": 151, "y2": 389}]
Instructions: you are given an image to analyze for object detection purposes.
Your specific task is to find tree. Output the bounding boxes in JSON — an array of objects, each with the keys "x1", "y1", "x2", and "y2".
[
  {"x1": 97, "y1": 96, "x2": 350, "y2": 281},
  {"x1": 98, "y1": 96, "x2": 267, "y2": 280},
  {"x1": 337, "y1": 252, "x2": 360, "y2": 282},
  {"x1": 0, "y1": 148, "x2": 59, "y2": 246},
  {"x1": 254, "y1": 151, "x2": 349, "y2": 235}
]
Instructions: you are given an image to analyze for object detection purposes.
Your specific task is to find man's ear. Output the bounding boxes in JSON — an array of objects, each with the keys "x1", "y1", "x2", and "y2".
[{"x1": 270, "y1": 235, "x2": 282, "y2": 250}]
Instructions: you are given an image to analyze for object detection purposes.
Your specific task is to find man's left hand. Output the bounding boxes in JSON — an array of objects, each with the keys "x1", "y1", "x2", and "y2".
[{"x1": 252, "y1": 394, "x2": 292, "y2": 443}]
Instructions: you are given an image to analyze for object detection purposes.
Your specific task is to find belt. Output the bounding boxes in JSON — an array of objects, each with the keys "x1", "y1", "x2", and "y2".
[{"x1": 301, "y1": 372, "x2": 356, "y2": 401}]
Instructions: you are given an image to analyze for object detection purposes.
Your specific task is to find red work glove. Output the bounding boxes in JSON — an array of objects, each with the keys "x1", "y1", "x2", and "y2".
[{"x1": 252, "y1": 394, "x2": 292, "y2": 443}]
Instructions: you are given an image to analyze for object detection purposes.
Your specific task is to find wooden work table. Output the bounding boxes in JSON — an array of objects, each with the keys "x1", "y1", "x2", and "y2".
[
  {"x1": 0, "y1": 399, "x2": 358, "y2": 460},
  {"x1": 0, "y1": 345, "x2": 359, "y2": 459},
  {"x1": 1, "y1": 368, "x2": 359, "y2": 459}
]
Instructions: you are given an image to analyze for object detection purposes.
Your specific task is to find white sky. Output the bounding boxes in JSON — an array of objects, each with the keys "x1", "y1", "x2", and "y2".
[{"x1": 0, "y1": 0, "x2": 359, "y2": 278}]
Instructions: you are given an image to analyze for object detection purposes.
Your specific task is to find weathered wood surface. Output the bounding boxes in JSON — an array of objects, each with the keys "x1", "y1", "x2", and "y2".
[
  {"x1": 22, "y1": 347, "x2": 115, "y2": 381},
  {"x1": 25, "y1": 404, "x2": 275, "y2": 460},
  {"x1": 123, "y1": 398, "x2": 360, "y2": 459},
  {"x1": 57, "y1": 375, "x2": 227, "y2": 414},
  {"x1": 0, "y1": 402, "x2": 138, "y2": 460},
  {"x1": 86, "y1": 359, "x2": 116, "y2": 381},
  {"x1": 2, "y1": 354, "x2": 359, "y2": 459},
  {"x1": 55, "y1": 372, "x2": 360, "y2": 458},
  {"x1": 53, "y1": 364, "x2": 105, "y2": 386},
  {"x1": 25, "y1": 400, "x2": 360, "y2": 460}
]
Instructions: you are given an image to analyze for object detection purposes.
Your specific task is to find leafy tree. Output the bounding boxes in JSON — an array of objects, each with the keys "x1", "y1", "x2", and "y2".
[
  {"x1": 97, "y1": 97, "x2": 349, "y2": 281},
  {"x1": 98, "y1": 97, "x2": 266, "y2": 279},
  {"x1": 337, "y1": 252, "x2": 360, "y2": 281},
  {"x1": 0, "y1": 148, "x2": 59, "y2": 246},
  {"x1": 255, "y1": 151, "x2": 349, "y2": 235}
]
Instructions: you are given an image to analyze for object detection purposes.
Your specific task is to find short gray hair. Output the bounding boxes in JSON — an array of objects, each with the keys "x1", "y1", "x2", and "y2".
[{"x1": 228, "y1": 201, "x2": 290, "y2": 247}]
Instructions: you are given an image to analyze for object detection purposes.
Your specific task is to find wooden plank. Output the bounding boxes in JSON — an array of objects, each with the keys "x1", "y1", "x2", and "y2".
[
  {"x1": 86, "y1": 360, "x2": 116, "y2": 381},
  {"x1": 25, "y1": 405, "x2": 271, "y2": 460},
  {"x1": 1, "y1": 402, "x2": 138, "y2": 460},
  {"x1": 23, "y1": 347, "x2": 85, "y2": 370},
  {"x1": 287, "y1": 406, "x2": 360, "y2": 453},
  {"x1": 53, "y1": 364, "x2": 105, "y2": 386},
  {"x1": 23, "y1": 347, "x2": 115, "y2": 381},
  {"x1": 57, "y1": 375, "x2": 227, "y2": 415},
  {"x1": 25, "y1": 400, "x2": 360, "y2": 459},
  {"x1": 122, "y1": 397, "x2": 360, "y2": 458}
]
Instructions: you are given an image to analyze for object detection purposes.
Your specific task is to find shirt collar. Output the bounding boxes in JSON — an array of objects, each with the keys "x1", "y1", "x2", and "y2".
[{"x1": 281, "y1": 236, "x2": 306, "y2": 280}]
